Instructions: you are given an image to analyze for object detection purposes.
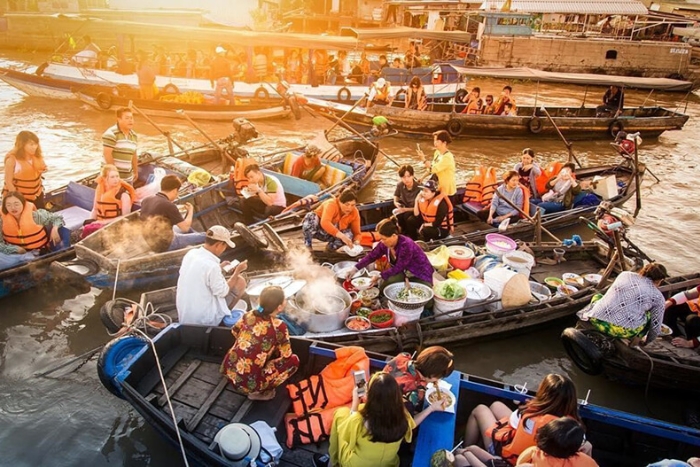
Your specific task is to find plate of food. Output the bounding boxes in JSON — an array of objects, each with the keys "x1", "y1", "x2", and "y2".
[
  {"x1": 361, "y1": 287, "x2": 380, "y2": 300},
  {"x1": 345, "y1": 316, "x2": 370, "y2": 331},
  {"x1": 562, "y1": 273, "x2": 584, "y2": 287},
  {"x1": 583, "y1": 273, "x2": 602, "y2": 286},
  {"x1": 659, "y1": 323, "x2": 673, "y2": 337},
  {"x1": 351, "y1": 277, "x2": 373, "y2": 291}
]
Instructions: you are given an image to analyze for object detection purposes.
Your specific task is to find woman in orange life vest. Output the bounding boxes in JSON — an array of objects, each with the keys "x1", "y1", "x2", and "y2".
[
  {"x1": 221, "y1": 285, "x2": 299, "y2": 401},
  {"x1": 408, "y1": 179, "x2": 454, "y2": 242},
  {"x1": 0, "y1": 191, "x2": 69, "y2": 256},
  {"x1": 460, "y1": 86, "x2": 482, "y2": 114},
  {"x1": 664, "y1": 283, "x2": 700, "y2": 350},
  {"x1": 3, "y1": 131, "x2": 47, "y2": 209},
  {"x1": 82, "y1": 165, "x2": 135, "y2": 238},
  {"x1": 302, "y1": 189, "x2": 361, "y2": 251},
  {"x1": 315, "y1": 372, "x2": 447, "y2": 467},
  {"x1": 477, "y1": 170, "x2": 524, "y2": 227},
  {"x1": 463, "y1": 374, "x2": 585, "y2": 464}
]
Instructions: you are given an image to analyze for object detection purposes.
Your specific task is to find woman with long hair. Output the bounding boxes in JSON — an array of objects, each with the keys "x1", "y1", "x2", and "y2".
[
  {"x1": 405, "y1": 76, "x2": 427, "y2": 111},
  {"x1": 322, "y1": 372, "x2": 445, "y2": 467},
  {"x1": 82, "y1": 164, "x2": 136, "y2": 238},
  {"x1": 3, "y1": 131, "x2": 47, "y2": 208},
  {"x1": 221, "y1": 285, "x2": 299, "y2": 401},
  {"x1": 463, "y1": 374, "x2": 581, "y2": 464}
]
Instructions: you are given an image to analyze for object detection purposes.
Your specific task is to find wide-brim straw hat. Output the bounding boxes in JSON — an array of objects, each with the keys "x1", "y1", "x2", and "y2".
[{"x1": 214, "y1": 423, "x2": 261, "y2": 466}]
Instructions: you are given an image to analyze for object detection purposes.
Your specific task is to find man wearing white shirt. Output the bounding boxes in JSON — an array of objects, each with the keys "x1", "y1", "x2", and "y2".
[{"x1": 176, "y1": 226, "x2": 248, "y2": 326}]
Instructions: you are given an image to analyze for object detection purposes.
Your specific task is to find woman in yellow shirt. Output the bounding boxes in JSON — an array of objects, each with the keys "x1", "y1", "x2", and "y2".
[
  {"x1": 318, "y1": 373, "x2": 445, "y2": 467},
  {"x1": 419, "y1": 130, "x2": 456, "y2": 196}
]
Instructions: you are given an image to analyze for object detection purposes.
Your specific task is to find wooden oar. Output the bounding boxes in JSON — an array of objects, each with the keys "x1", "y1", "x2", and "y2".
[
  {"x1": 492, "y1": 189, "x2": 562, "y2": 243},
  {"x1": 538, "y1": 106, "x2": 583, "y2": 169},
  {"x1": 326, "y1": 94, "x2": 368, "y2": 133},
  {"x1": 129, "y1": 102, "x2": 187, "y2": 156},
  {"x1": 175, "y1": 109, "x2": 236, "y2": 170}
]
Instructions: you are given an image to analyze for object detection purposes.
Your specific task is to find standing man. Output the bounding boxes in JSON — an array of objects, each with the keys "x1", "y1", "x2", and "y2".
[
  {"x1": 102, "y1": 107, "x2": 138, "y2": 182},
  {"x1": 140, "y1": 174, "x2": 207, "y2": 252},
  {"x1": 241, "y1": 164, "x2": 286, "y2": 224},
  {"x1": 176, "y1": 225, "x2": 248, "y2": 326},
  {"x1": 136, "y1": 52, "x2": 158, "y2": 100},
  {"x1": 210, "y1": 46, "x2": 235, "y2": 105}
]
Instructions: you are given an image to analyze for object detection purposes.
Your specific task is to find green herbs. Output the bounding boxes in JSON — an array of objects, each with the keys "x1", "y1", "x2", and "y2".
[
  {"x1": 370, "y1": 311, "x2": 392, "y2": 323},
  {"x1": 434, "y1": 279, "x2": 466, "y2": 300}
]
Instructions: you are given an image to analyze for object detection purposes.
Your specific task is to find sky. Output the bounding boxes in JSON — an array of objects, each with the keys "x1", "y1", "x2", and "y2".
[{"x1": 108, "y1": 0, "x2": 257, "y2": 27}]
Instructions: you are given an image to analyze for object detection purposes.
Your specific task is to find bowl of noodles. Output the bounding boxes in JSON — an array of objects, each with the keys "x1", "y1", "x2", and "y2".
[{"x1": 425, "y1": 385, "x2": 456, "y2": 413}]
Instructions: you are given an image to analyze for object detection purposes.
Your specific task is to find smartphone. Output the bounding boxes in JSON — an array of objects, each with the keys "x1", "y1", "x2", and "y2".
[
  {"x1": 222, "y1": 259, "x2": 241, "y2": 274},
  {"x1": 416, "y1": 143, "x2": 423, "y2": 153},
  {"x1": 353, "y1": 370, "x2": 367, "y2": 397}
]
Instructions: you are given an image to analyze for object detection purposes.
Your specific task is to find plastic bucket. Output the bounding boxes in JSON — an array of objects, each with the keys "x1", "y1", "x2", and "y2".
[
  {"x1": 502, "y1": 250, "x2": 535, "y2": 277},
  {"x1": 447, "y1": 245, "x2": 475, "y2": 271},
  {"x1": 388, "y1": 300, "x2": 423, "y2": 326},
  {"x1": 433, "y1": 295, "x2": 468, "y2": 320},
  {"x1": 485, "y1": 233, "x2": 517, "y2": 258},
  {"x1": 459, "y1": 279, "x2": 492, "y2": 313}
]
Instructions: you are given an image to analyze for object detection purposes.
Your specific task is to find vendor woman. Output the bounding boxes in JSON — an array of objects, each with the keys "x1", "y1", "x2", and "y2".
[{"x1": 346, "y1": 218, "x2": 433, "y2": 291}]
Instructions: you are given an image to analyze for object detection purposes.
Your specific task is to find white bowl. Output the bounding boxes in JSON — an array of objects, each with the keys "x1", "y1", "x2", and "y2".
[{"x1": 351, "y1": 277, "x2": 373, "y2": 291}]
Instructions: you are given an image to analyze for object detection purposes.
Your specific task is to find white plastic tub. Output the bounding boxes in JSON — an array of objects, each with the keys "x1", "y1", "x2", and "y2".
[
  {"x1": 388, "y1": 300, "x2": 424, "y2": 326},
  {"x1": 503, "y1": 250, "x2": 535, "y2": 277},
  {"x1": 433, "y1": 295, "x2": 468, "y2": 320}
]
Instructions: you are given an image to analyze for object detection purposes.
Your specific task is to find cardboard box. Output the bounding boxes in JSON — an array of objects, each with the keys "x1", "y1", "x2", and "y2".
[{"x1": 592, "y1": 175, "x2": 618, "y2": 200}]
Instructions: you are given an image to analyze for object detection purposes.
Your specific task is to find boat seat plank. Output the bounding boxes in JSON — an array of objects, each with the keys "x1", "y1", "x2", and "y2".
[
  {"x1": 157, "y1": 359, "x2": 202, "y2": 406},
  {"x1": 412, "y1": 369, "x2": 460, "y2": 465},
  {"x1": 136, "y1": 344, "x2": 190, "y2": 395},
  {"x1": 240, "y1": 382, "x2": 293, "y2": 429},
  {"x1": 193, "y1": 412, "x2": 230, "y2": 444},
  {"x1": 186, "y1": 377, "x2": 229, "y2": 432}
]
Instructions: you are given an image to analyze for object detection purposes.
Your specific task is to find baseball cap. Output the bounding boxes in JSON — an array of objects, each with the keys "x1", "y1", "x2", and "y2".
[
  {"x1": 215, "y1": 46, "x2": 226, "y2": 54},
  {"x1": 420, "y1": 179, "x2": 439, "y2": 192},
  {"x1": 376, "y1": 77, "x2": 386, "y2": 87},
  {"x1": 207, "y1": 225, "x2": 236, "y2": 248}
]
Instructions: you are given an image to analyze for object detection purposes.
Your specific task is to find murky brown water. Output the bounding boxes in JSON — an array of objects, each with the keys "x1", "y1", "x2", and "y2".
[{"x1": 1, "y1": 51, "x2": 699, "y2": 465}]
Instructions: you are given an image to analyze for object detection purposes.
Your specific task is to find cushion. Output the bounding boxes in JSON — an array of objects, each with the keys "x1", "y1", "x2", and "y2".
[
  {"x1": 56, "y1": 205, "x2": 92, "y2": 231},
  {"x1": 282, "y1": 152, "x2": 301, "y2": 175},
  {"x1": 319, "y1": 164, "x2": 347, "y2": 189},
  {"x1": 65, "y1": 181, "x2": 95, "y2": 211}
]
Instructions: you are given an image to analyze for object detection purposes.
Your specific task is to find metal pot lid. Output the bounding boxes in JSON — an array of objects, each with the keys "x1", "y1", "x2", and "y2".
[
  {"x1": 246, "y1": 276, "x2": 294, "y2": 296},
  {"x1": 282, "y1": 279, "x2": 307, "y2": 297},
  {"x1": 313, "y1": 296, "x2": 346, "y2": 315}
]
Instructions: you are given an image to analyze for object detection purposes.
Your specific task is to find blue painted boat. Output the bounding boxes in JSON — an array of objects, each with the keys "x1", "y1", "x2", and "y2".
[{"x1": 97, "y1": 323, "x2": 700, "y2": 466}]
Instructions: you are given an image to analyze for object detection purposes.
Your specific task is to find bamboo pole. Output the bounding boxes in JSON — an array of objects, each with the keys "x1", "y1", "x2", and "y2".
[
  {"x1": 492, "y1": 190, "x2": 562, "y2": 243},
  {"x1": 129, "y1": 102, "x2": 187, "y2": 155},
  {"x1": 538, "y1": 106, "x2": 582, "y2": 168}
]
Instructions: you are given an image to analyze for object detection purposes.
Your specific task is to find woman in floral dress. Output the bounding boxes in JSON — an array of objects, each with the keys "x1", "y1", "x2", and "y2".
[{"x1": 221, "y1": 286, "x2": 299, "y2": 400}]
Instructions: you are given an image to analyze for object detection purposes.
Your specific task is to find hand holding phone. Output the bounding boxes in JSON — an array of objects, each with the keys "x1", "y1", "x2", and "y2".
[
  {"x1": 353, "y1": 370, "x2": 367, "y2": 397},
  {"x1": 416, "y1": 143, "x2": 424, "y2": 158},
  {"x1": 222, "y1": 259, "x2": 241, "y2": 274}
]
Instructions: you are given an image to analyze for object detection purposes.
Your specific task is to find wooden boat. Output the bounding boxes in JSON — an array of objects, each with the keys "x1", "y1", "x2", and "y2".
[
  {"x1": 562, "y1": 272, "x2": 700, "y2": 393},
  {"x1": 74, "y1": 89, "x2": 296, "y2": 122},
  {"x1": 0, "y1": 147, "x2": 223, "y2": 299},
  {"x1": 20, "y1": 61, "x2": 462, "y2": 103},
  {"x1": 53, "y1": 135, "x2": 379, "y2": 291},
  {"x1": 0, "y1": 67, "x2": 116, "y2": 100},
  {"x1": 305, "y1": 96, "x2": 690, "y2": 140},
  {"x1": 96, "y1": 324, "x2": 700, "y2": 466}
]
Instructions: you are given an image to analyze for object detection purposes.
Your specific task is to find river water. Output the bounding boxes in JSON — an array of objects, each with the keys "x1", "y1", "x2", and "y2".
[{"x1": 1, "y1": 51, "x2": 699, "y2": 465}]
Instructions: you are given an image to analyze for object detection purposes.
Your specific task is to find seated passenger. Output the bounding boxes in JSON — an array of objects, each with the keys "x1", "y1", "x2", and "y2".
[
  {"x1": 515, "y1": 148, "x2": 542, "y2": 202},
  {"x1": 463, "y1": 374, "x2": 583, "y2": 465},
  {"x1": 596, "y1": 85, "x2": 624, "y2": 117},
  {"x1": 318, "y1": 373, "x2": 446, "y2": 467},
  {"x1": 82, "y1": 164, "x2": 135, "y2": 237},
  {"x1": 392, "y1": 164, "x2": 421, "y2": 238},
  {"x1": 241, "y1": 164, "x2": 286, "y2": 224},
  {"x1": 494, "y1": 85, "x2": 516, "y2": 116},
  {"x1": 382, "y1": 346, "x2": 453, "y2": 415},
  {"x1": 3, "y1": 131, "x2": 47, "y2": 209},
  {"x1": 516, "y1": 417, "x2": 598, "y2": 467},
  {"x1": 347, "y1": 218, "x2": 434, "y2": 293},
  {"x1": 302, "y1": 189, "x2": 361, "y2": 251},
  {"x1": 582, "y1": 263, "x2": 668, "y2": 345},
  {"x1": 503, "y1": 102, "x2": 517, "y2": 116},
  {"x1": 482, "y1": 94, "x2": 496, "y2": 115},
  {"x1": 139, "y1": 174, "x2": 207, "y2": 252},
  {"x1": 221, "y1": 285, "x2": 300, "y2": 401},
  {"x1": 405, "y1": 76, "x2": 427, "y2": 111},
  {"x1": 461, "y1": 87, "x2": 482, "y2": 114},
  {"x1": 409, "y1": 179, "x2": 453, "y2": 242},
  {"x1": 0, "y1": 191, "x2": 69, "y2": 256},
  {"x1": 367, "y1": 78, "x2": 392, "y2": 107},
  {"x1": 290, "y1": 144, "x2": 327, "y2": 183},
  {"x1": 534, "y1": 164, "x2": 580, "y2": 214},
  {"x1": 664, "y1": 284, "x2": 700, "y2": 350},
  {"x1": 477, "y1": 170, "x2": 524, "y2": 227},
  {"x1": 176, "y1": 225, "x2": 248, "y2": 326}
]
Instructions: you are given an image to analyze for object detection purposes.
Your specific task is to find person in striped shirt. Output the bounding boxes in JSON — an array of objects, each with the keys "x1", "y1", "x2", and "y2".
[{"x1": 102, "y1": 107, "x2": 138, "y2": 182}]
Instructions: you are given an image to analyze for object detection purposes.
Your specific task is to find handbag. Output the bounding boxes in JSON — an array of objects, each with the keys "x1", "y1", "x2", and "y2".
[{"x1": 251, "y1": 421, "x2": 283, "y2": 466}]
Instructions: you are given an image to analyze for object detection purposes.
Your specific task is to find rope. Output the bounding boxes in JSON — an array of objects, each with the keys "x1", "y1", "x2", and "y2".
[
  {"x1": 107, "y1": 298, "x2": 173, "y2": 338},
  {"x1": 129, "y1": 326, "x2": 190, "y2": 467},
  {"x1": 632, "y1": 345, "x2": 659, "y2": 417},
  {"x1": 112, "y1": 260, "x2": 121, "y2": 302}
]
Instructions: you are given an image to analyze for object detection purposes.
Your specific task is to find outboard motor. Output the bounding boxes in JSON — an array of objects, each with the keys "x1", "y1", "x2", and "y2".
[{"x1": 231, "y1": 118, "x2": 258, "y2": 145}]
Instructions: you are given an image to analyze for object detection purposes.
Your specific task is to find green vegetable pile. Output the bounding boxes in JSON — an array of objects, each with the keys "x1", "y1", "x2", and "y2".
[
  {"x1": 370, "y1": 311, "x2": 392, "y2": 323},
  {"x1": 434, "y1": 279, "x2": 466, "y2": 300}
]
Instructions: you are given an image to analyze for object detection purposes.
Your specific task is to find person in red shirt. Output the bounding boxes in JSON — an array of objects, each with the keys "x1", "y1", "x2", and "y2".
[{"x1": 290, "y1": 144, "x2": 327, "y2": 183}]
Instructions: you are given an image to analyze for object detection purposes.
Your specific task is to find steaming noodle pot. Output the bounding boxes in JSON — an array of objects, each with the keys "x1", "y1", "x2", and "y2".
[{"x1": 289, "y1": 283, "x2": 357, "y2": 333}]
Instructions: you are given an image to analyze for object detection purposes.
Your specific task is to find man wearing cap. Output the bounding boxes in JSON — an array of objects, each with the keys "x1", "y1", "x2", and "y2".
[
  {"x1": 176, "y1": 225, "x2": 248, "y2": 327},
  {"x1": 210, "y1": 46, "x2": 235, "y2": 105},
  {"x1": 410, "y1": 179, "x2": 454, "y2": 242},
  {"x1": 241, "y1": 164, "x2": 286, "y2": 224},
  {"x1": 367, "y1": 77, "x2": 392, "y2": 107},
  {"x1": 290, "y1": 144, "x2": 327, "y2": 182},
  {"x1": 140, "y1": 174, "x2": 207, "y2": 252}
]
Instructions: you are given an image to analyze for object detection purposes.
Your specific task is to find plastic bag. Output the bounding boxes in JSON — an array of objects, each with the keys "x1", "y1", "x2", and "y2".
[
  {"x1": 498, "y1": 218, "x2": 510, "y2": 232},
  {"x1": 426, "y1": 245, "x2": 450, "y2": 272},
  {"x1": 135, "y1": 167, "x2": 166, "y2": 201},
  {"x1": 251, "y1": 420, "x2": 283, "y2": 464}
]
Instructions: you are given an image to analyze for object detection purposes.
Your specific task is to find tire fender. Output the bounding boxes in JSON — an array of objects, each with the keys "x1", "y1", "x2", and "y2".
[
  {"x1": 337, "y1": 86, "x2": 352, "y2": 103},
  {"x1": 528, "y1": 116, "x2": 543, "y2": 134},
  {"x1": 35, "y1": 62, "x2": 49, "y2": 77},
  {"x1": 96, "y1": 92, "x2": 113, "y2": 110},
  {"x1": 234, "y1": 222, "x2": 268, "y2": 250},
  {"x1": 609, "y1": 120, "x2": 624, "y2": 138},
  {"x1": 394, "y1": 89, "x2": 407, "y2": 102},
  {"x1": 100, "y1": 298, "x2": 136, "y2": 334},
  {"x1": 455, "y1": 88, "x2": 468, "y2": 103},
  {"x1": 162, "y1": 83, "x2": 180, "y2": 95},
  {"x1": 97, "y1": 335, "x2": 149, "y2": 398},
  {"x1": 254, "y1": 86, "x2": 270, "y2": 100},
  {"x1": 561, "y1": 327, "x2": 603, "y2": 375},
  {"x1": 446, "y1": 118, "x2": 463, "y2": 137}
]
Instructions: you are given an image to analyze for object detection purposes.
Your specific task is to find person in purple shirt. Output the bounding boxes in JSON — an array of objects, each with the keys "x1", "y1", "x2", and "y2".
[{"x1": 346, "y1": 218, "x2": 434, "y2": 291}]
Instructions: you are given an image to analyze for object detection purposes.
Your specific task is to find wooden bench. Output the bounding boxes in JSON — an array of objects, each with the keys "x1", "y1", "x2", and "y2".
[{"x1": 412, "y1": 369, "x2": 461, "y2": 466}]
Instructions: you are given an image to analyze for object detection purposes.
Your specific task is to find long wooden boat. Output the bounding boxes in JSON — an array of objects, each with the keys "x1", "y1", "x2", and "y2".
[
  {"x1": 562, "y1": 271, "x2": 700, "y2": 393},
  {"x1": 305, "y1": 96, "x2": 690, "y2": 140},
  {"x1": 96, "y1": 324, "x2": 700, "y2": 466},
  {"x1": 23, "y1": 61, "x2": 462, "y2": 103},
  {"x1": 0, "y1": 147, "x2": 223, "y2": 299},
  {"x1": 53, "y1": 135, "x2": 379, "y2": 291},
  {"x1": 0, "y1": 67, "x2": 116, "y2": 100}
]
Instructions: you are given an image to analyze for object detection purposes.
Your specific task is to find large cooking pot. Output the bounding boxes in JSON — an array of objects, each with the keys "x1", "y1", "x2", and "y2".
[{"x1": 289, "y1": 283, "x2": 357, "y2": 333}]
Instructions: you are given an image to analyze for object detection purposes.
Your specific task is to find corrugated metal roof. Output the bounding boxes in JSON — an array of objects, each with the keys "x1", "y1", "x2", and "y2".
[{"x1": 480, "y1": 0, "x2": 649, "y2": 15}]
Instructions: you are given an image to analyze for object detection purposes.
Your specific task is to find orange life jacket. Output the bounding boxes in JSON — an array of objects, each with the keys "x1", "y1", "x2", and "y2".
[
  {"x1": 535, "y1": 162, "x2": 564, "y2": 197},
  {"x1": 688, "y1": 299, "x2": 700, "y2": 314},
  {"x1": 498, "y1": 413, "x2": 559, "y2": 463},
  {"x1": 1, "y1": 201, "x2": 49, "y2": 251},
  {"x1": 463, "y1": 166, "x2": 487, "y2": 204},
  {"x1": 94, "y1": 178, "x2": 136, "y2": 220},
  {"x1": 284, "y1": 404, "x2": 350, "y2": 448},
  {"x1": 373, "y1": 84, "x2": 391, "y2": 102},
  {"x1": 418, "y1": 193, "x2": 454, "y2": 232},
  {"x1": 481, "y1": 168, "x2": 498, "y2": 206},
  {"x1": 358, "y1": 231, "x2": 381, "y2": 247},
  {"x1": 4, "y1": 156, "x2": 46, "y2": 201},
  {"x1": 230, "y1": 157, "x2": 257, "y2": 195}
]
